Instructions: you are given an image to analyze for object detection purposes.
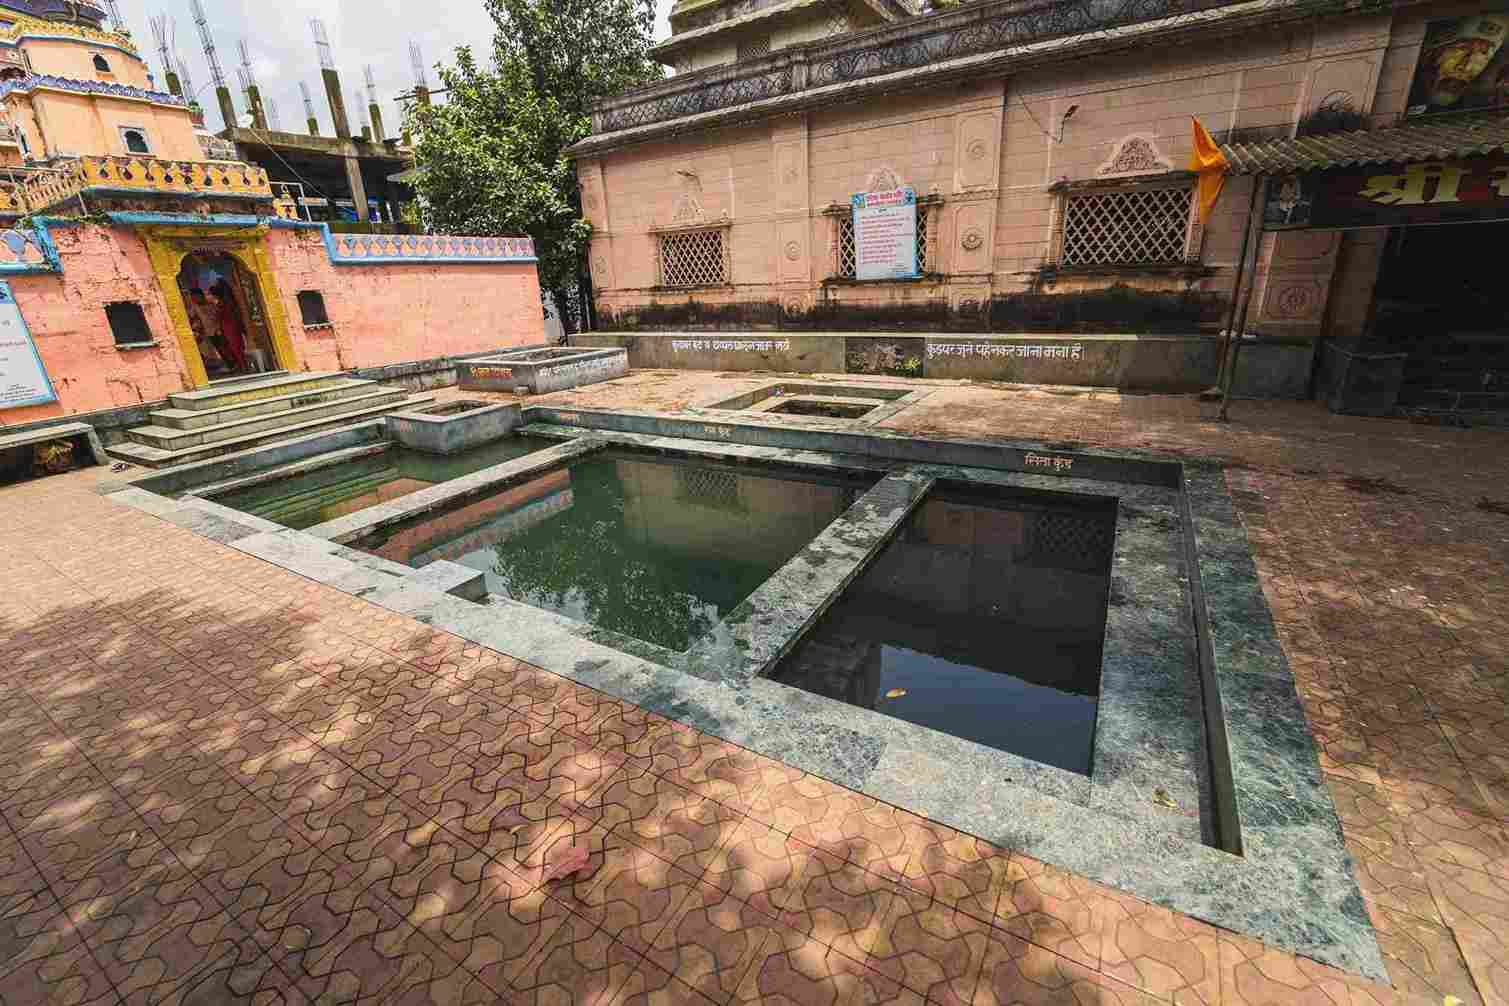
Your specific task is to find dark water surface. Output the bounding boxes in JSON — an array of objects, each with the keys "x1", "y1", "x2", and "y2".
[
  {"x1": 214, "y1": 436, "x2": 555, "y2": 530},
  {"x1": 354, "y1": 450, "x2": 877, "y2": 651},
  {"x1": 772, "y1": 485, "x2": 1115, "y2": 775}
]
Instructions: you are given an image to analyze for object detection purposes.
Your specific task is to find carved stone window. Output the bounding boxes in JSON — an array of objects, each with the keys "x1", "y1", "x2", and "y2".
[
  {"x1": 1056, "y1": 182, "x2": 1196, "y2": 268},
  {"x1": 658, "y1": 227, "x2": 729, "y2": 287},
  {"x1": 829, "y1": 199, "x2": 937, "y2": 280}
]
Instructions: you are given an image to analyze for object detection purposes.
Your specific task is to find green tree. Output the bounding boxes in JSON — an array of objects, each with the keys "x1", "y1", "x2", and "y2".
[{"x1": 406, "y1": 0, "x2": 660, "y2": 332}]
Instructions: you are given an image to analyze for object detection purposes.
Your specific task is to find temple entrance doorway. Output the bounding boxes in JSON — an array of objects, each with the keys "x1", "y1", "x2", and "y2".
[{"x1": 175, "y1": 252, "x2": 279, "y2": 379}]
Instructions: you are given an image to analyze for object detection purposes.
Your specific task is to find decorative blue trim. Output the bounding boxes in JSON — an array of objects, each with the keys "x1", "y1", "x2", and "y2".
[
  {"x1": 0, "y1": 74, "x2": 186, "y2": 107},
  {"x1": 0, "y1": 278, "x2": 58, "y2": 406},
  {"x1": 102, "y1": 211, "x2": 262, "y2": 227},
  {"x1": 0, "y1": 212, "x2": 538, "y2": 274},
  {"x1": 321, "y1": 226, "x2": 538, "y2": 266},
  {"x1": 80, "y1": 186, "x2": 268, "y2": 203},
  {"x1": 0, "y1": 218, "x2": 61, "y2": 274}
]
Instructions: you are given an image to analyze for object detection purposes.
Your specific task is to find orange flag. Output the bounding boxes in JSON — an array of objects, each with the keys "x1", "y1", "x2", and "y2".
[{"x1": 1190, "y1": 117, "x2": 1229, "y2": 224}]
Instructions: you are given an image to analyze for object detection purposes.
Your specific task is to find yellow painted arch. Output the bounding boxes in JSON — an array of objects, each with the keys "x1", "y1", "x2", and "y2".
[{"x1": 140, "y1": 224, "x2": 298, "y2": 389}]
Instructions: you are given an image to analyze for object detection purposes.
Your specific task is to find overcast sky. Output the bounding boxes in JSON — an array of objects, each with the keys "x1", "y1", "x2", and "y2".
[{"x1": 121, "y1": 0, "x2": 675, "y2": 136}]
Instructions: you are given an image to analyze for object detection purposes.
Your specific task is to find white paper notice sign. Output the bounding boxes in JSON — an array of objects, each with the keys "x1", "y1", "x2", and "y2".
[
  {"x1": 0, "y1": 281, "x2": 56, "y2": 409},
  {"x1": 852, "y1": 187, "x2": 918, "y2": 281}
]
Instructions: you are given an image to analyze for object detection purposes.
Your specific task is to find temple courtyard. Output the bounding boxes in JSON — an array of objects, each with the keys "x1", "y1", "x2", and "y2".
[{"x1": 2, "y1": 370, "x2": 1506, "y2": 1006}]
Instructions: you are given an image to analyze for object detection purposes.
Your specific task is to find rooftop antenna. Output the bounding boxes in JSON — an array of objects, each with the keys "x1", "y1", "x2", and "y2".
[
  {"x1": 102, "y1": 0, "x2": 126, "y2": 31},
  {"x1": 299, "y1": 80, "x2": 320, "y2": 135},
  {"x1": 267, "y1": 98, "x2": 281, "y2": 131},
  {"x1": 364, "y1": 64, "x2": 379, "y2": 107},
  {"x1": 188, "y1": 0, "x2": 237, "y2": 129}
]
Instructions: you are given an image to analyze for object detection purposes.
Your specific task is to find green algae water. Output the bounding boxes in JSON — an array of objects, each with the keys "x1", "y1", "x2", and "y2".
[
  {"x1": 353, "y1": 450, "x2": 875, "y2": 652},
  {"x1": 772, "y1": 485, "x2": 1114, "y2": 775},
  {"x1": 214, "y1": 436, "x2": 554, "y2": 530}
]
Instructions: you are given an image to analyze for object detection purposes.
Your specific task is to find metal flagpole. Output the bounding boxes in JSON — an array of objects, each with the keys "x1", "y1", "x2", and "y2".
[
  {"x1": 1218, "y1": 173, "x2": 1270, "y2": 422},
  {"x1": 1212, "y1": 176, "x2": 1262, "y2": 400}
]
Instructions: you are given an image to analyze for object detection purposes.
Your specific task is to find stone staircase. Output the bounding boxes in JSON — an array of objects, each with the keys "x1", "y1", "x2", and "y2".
[{"x1": 106, "y1": 371, "x2": 435, "y2": 469}]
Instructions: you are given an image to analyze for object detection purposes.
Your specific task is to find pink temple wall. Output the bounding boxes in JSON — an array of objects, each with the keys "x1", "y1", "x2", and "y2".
[
  {"x1": 0, "y1": 223, "x2": 545, "y2": 426},
  {"x1": 264, "y1": 228, "x2": 545, "y2": 374}
]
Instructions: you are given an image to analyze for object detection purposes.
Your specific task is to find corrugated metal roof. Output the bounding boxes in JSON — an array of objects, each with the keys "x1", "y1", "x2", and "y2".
[{"x1": 1220, "y1": 115, "x2": 1509, "y2": 174}]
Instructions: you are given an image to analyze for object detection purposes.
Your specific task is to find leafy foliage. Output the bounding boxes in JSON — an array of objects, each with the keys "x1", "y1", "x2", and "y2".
[{"x1": 405, "y1": 0, "x2": 660, "y2": 324}]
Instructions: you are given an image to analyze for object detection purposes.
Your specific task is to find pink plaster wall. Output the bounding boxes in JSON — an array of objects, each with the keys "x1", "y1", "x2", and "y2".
[
  {"x1": 0, "y1": 223, "x2": 546, "y2": 428},
  {"x1": 2, "y1": 223, "x2": 186, "y2": 426},
  {"x1": 585, "y1": 5, "x2": 1438, "y2": 337},
  {"x1": 263, "y1": 228, "x2": 546, "y2": 374}
]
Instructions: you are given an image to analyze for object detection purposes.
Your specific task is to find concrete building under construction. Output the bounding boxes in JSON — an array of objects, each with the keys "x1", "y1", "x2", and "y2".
[{"x1": 143, "y1": 5, "x2": 418, "y2": 227}]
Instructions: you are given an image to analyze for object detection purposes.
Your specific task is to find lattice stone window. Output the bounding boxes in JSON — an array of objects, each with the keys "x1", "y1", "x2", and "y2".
[
  {"x1": 658, "y1": 228, "x2": 728, "y2": 288},
  {"x1": 737, "y1": 35, "x2": 772, "y2": 60},
  {"x1": 834, "y1": 209, "x2": 930, "y2": 279},
  {"x1": 1030, "y1": 511, "x2": 1115, "y2": 573},
  {"x1": 1058, "y1": 183, "x2": 1195, "y2": 268},
  {"x1": 676, "y1": 466, "x2": 746, "y2": 511}
]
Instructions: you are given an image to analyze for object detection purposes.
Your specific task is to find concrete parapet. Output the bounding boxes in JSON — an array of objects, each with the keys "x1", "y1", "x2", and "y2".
[
  {"x1": 573, "y1": 331, "x2": 1314, "y2": 397},
  {"x1": 458, "y1": 347, "x2": 629, "y2": 395}
]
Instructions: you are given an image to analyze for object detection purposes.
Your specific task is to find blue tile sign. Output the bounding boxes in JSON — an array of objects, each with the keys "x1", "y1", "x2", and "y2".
[
  {"x1": 852, "y1": 187, "x2": 918, "y2": 281},
  {"x1": 0, "y1": 281, "x2": 57, "y2": 409}
]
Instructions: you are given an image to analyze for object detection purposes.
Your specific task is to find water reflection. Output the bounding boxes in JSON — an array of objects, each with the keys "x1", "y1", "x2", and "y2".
[
  {"x1": 357, "y1": 451, "x2": 873, "y2": 652},
  {"x1": 772, "y1": 487, "x2": 1115, "y2": 775}
]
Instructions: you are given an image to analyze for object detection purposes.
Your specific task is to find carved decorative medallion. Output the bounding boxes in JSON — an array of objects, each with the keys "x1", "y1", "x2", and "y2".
[
  {"x1": 865, "y1": 165, "x2": 903, "y2": 192},
  {"x1": 671, "y1": 168, "x2": 705, "y2": 223},
  {"x1": 1097, "y1": 134, "x2": 1174, "y2": 177},
  {"x1": 783, "y1": 240, "x2": 802, "y2": 261},
  {"x1": 1265, "y1": 279, "x2": 1323, "y2": 320},
  {"x1": 961, "y1": 228, "x2": 984, "y2": 252},
  {"x1": 966, "y1": 138, "x2": 989, "y2": 162},
  {"x1": 592, "y1": 255, "x2": 608, "y2": 277}
]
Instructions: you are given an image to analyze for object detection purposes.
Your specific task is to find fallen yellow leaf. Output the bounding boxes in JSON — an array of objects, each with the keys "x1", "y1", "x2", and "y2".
[{"x1": 884, "y1": 688, "x2": 907, "y2": 700}]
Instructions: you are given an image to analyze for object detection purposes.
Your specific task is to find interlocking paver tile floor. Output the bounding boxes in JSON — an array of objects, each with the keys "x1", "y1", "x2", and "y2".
[{"x1": 3, "y1": 376, "x2": 1506, "y2": 1005}]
